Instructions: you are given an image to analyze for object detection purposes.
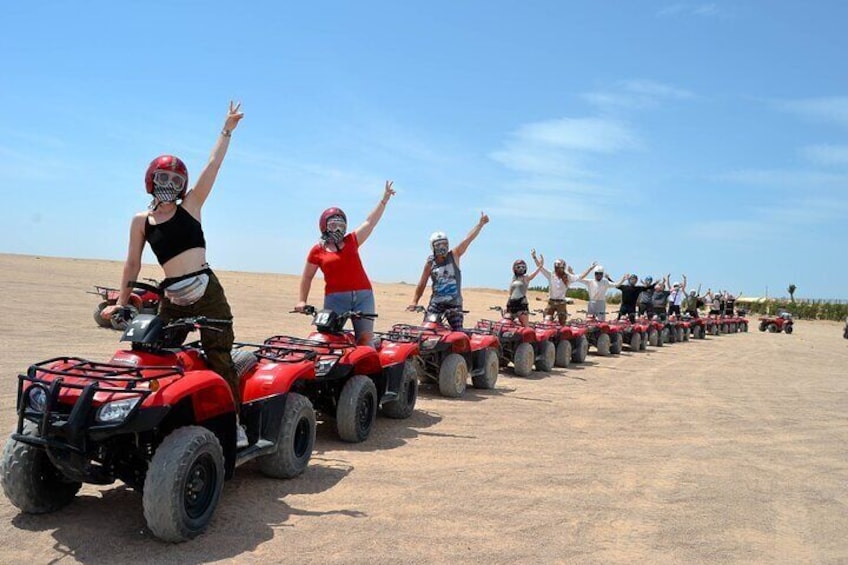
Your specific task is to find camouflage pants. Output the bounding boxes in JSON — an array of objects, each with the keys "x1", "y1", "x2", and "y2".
[
  {"x1": 545, "y1": 300, "x2": 568, "y2": 324},
  {"x1": 159, "y1": 272, "x2": 239, "y2": 405}
]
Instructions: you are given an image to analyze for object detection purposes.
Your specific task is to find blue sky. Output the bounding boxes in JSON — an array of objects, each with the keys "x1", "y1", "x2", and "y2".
[{"x1": 1, "y1": 1, "x2": 846, "y2": 299}]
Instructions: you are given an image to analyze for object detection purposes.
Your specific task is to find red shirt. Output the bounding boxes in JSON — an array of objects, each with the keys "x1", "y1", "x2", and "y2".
[{"x1": 307, "y1": 233, "x2": 373, "y2": 294}]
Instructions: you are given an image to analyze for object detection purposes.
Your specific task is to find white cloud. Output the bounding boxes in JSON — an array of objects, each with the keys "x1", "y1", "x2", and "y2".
[
  {"x1": 582, "y1": 79, "x2": 694, "y2": 111},
  {"x1": 498, "y1": 117, "x2": 638, "y2": 158},
  {"x1": 716, "y1": 168, "x2": 848, "y2": 188},
  {"x1": 776, "y1": 97, "x2": 848, "y2": 128},
  {"x1": 800, "y1": 144, "x2": 848, "y2": 166}
]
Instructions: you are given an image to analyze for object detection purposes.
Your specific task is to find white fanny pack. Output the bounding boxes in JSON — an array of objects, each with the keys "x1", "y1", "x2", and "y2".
[{"x1": 164, "y1": 273, "x2": 210, "y2": 306}]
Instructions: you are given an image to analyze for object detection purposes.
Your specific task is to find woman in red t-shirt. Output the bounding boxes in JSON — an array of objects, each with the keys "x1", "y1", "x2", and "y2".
[{"x1": 295, "y1": 181, "x2": 395, "y2": 344}]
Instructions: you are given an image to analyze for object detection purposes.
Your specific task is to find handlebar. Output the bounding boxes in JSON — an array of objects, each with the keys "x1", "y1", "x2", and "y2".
[{"x1": 291, "y1": 305, "x2": 378, "y2": 320}]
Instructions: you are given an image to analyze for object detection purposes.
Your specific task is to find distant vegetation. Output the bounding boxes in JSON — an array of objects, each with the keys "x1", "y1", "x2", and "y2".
[{"x1": 739, "y1": 299, "x2": 848, "y2": 321}]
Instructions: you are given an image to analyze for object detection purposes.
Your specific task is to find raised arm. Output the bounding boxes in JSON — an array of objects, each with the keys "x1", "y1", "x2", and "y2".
[
  {"x1": 183, "y1": 101, "x2": 244, "y2": 214},
  {"x1": 696, "y1": 283, "x2": 702, "y2": 296},
  {"x1": 682, "y1": 274, "x2": 688, "y2": 291},
  {"x1": 526, "y1": 257, "x2": 545, "y2": 282},
  {"x1": 354, "y1": 180, "x2": 396, "y2": 245},
  {"x1": 578, "y1": 262, "x2": 597, "y2": 280},
  {"x1": 616, "y1": 273, "x2": 629, "y2": 286},
  {"x1": 530, "y1": 249, "x2": 550, "y2": 278},
  {"x1": 453, "y1": 211, "x2": 489, "y2": 259},
  {"x1": 664, "y1": 273, "x2": 671, "y2": 287},
  {"x1": 409, "y1": 261, "x2": 434, "y2": 307}
]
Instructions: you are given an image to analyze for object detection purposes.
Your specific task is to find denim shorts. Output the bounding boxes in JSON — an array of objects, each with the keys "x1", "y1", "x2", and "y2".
[{"x1": 323, "y1": 289, "x2": 376, "y2": 337}]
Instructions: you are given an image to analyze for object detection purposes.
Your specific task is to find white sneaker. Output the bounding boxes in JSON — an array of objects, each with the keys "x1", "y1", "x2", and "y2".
[{"x1": 236, "y1": 425, "x2": 249, "y2": 448}]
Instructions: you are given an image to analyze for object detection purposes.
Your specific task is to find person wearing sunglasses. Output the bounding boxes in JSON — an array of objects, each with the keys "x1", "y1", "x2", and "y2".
[
  {"x1": 407, "y1": 212, "x2": 490, "y2": 330},
  {"x1": 505, "y1": 253, "x2": 545, "y2": 327},
  {"x1": 295, "y1": 181, "x2": 396, "y2": 345},
  {"x1": 101, "y1": 102, "x2": 246, "y2": 442}
]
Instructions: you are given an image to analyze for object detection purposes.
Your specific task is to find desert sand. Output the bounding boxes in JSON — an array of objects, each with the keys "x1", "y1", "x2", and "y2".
[{"x1": 0, "y1": 253, "x2": 845, "y2": 564}]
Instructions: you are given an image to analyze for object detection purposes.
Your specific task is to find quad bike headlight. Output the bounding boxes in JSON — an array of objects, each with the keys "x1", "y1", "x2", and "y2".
[
  {"x1": 96, "y1": 397, "x2": 141, "y2": 423},
  {"x1": 26, "y1": 385, "x2": 48, "y2": 412},
  {"x1": 420, "y1": 337, "x2": 441, "y2": 350},
  {"x1": 314, "y1": 358, "x2": 337, "y2": 376}
]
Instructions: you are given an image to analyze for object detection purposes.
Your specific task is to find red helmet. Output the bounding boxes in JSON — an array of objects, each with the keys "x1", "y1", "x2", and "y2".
[
  {"x1": 319, "y1": 207, "x2": 347, "y2": 232},
  {"x1": 145, "y1": 155, "x2": 189, "y2": 198}
]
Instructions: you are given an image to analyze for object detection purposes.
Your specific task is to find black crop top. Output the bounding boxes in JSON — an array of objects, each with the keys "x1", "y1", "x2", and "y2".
[{"x1": 145, "y1": 206, "x2": 207, "y2": 265}]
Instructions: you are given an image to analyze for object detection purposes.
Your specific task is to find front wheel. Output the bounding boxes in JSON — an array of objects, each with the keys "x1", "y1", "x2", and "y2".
[
  {"x1": 784, "y1": 323, "x2": 793, "y2": 335},
  {"x1": 258, "y1": 393, "x2": 315, "y2": 479},
  {"x1": 337, "y1": 375, "x2": 378, "y2": 442},
  {"x1": 1, "y1": 423, "x2": 82, "y2": 514},
  {"x1": 640, "y1": 332, "x2": 648, "y2": 350},
  {"x1": 595, "y1": 333, "x2": 611, "y2": 356},
  {"x1": 555, "y1": 340, "x2": 572, "y2": 368},
  {"x1": 93, "y1": 301, "x2": 112, "y2": 328},
  {"x1": 535, "y1": 340, "x2": 555, "y2": 372},
  {"x1": 648, "y1": 329, "x2": 659, "y2": 347},
  {"x1": 438, "y1": 353, "x2": 468, "y2": 397},
  {"x1": 143, "y1": 426, "x2": 225, "y2": 543},
  {"x1": 382, "y1": 360, "x2": 419, "y2": 419},
  {"x1": 513, "y1": 342, "x2": 535, "y2": 377},
  {"x1": 472, "y1": 348, "x2": 500, "y2": 390}
]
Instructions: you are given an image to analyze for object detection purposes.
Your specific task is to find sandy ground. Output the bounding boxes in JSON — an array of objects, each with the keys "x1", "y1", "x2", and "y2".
[{"x1": 0, "y1": 253, "x2": 846, "y2": 564}]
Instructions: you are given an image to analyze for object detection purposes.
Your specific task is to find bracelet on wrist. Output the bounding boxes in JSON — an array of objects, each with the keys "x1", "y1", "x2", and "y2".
[{"x1": 221, "y1": 129, "x2": 232, "y2": 138}]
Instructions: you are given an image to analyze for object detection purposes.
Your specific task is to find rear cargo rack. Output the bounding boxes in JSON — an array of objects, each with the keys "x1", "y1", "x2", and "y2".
[{"x1": 235, "y1": 335, "x2": 352, "y2": 363}]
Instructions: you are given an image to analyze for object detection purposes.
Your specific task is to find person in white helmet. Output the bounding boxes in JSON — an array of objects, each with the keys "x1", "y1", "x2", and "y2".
[
  {"x1": 667, "y1": 275, "x2": 688, "y2": 317},
  {"x1": 531, "y1": 250, "x2": 578, "y2": 324},
  {"x1": 408, "y1": 212, "x2": 489, "y2": 330},
  {"x1": 576, "y1": 261, "x2": 615, "y2": 320}
]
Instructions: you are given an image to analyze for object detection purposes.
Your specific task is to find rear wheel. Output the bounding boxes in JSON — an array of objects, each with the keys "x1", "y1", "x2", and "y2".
[
  {"x1": 595, "y1": 333, "x2": 611, "y2": 356},
  {"x1": 438, "y1": 353, "x2": 468, "y2": 397},
  {"x1": 758, "y1": 321, "x2": 768, "y2": 332},
  {"x1": 610, "y1": 333, "x2": 622, "y2": 355},
  {"x1": 143, "y1": 426, "x2": 225, "y2": 542},
  {"x1": 571, "y1": 336, "x2": 588, "y2": 363},
  {"x1": 768, "y1": 323, "x2": 778, "y2": 333},
  {"x1": 648, "y1": 329, "x2": 659, "y2": 347},
  {"x1": 555, "y1": 340, "x2": 572, "y2": 368},
  {"x1": 382, "y1": 360, "x2": 419, "y2": 418},
  {"x1": 629, "y1": 331, "x2": 641, "y2": 351},
  {"x1": 1, "y1": 422, "x2": 81, "y2": 514},
  {"x1": 513, "y1": 342, "x2": 534, "y2": 377},
  {"x1": 93, "y1": 301, "x2": 112, "y2": 328},
  {"x1": 472, "y1": 348, "x2": 499, "y2": 390},
  {"x1": 258, "y1": 393, "x2": 315, "y2": 478},
  {"x1": 336, "y1": 375, "x2": 378, "y2": 442},
  {"x1": 535, "y1": 340, "x2": 555, "y2": 372}
]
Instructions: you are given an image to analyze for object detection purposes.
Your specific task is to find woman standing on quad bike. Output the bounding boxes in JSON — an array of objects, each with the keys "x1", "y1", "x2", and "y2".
[
  {"x1": 637, "y1": 276, "x2": 655, "y2": 317},
  {"x1": 101, "y1": 101, "x2": 245, "y2": 437},
  {"x1": 531, "y1": 251, "x2": 578, "y2": 324},
  {"x1": 506, "y1": 253, "x2": 545, "y2": 327},
  {"x1": 295, "y1": 181, "x2": 396, "y2": 346},
  {"x1": 408, "y1": 212, "x2": 490, "y2": 330}
]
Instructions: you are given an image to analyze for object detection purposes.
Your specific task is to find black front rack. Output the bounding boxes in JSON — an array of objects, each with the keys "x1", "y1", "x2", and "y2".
[{"x1": 236, "y1": 335, "x2": 352, "y2": 363}]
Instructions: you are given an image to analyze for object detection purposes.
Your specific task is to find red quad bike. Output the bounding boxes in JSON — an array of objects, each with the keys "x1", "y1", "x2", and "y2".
[
  {"x1": 274, "y1": 306, "x2": 419, "y2": 441},
  {"x1": 89, "y1": 278, "x2": 161, "y2": 330},
  {"x1": 571, "y1": 312, "x2": 623, "y2": 356},
  {"x1": 610, "y1": 316, "x2": 649, "y2": 352},
  {"x1": 383, "y1": 306, "x2": 500, "y2": 398},
  {"x1": 684, "y1": 314, "x2": 708, "y2": 340},
  {"x1": 758, "y1": 311, "x2": 794, "y2": 334},
  {"x1": 635, "y1": 316, "x2": 664, "y2": 348},
  {"x1": 736, "y1": 310, "x2": 750, "y2": 333},
  {"x1": 0, "y1": 310, "x2": 317, "y2": 543},
  {"x1": 473, "y1": 307, "x2": 551, "y2": 377},
  {"x1": 530, "y1": 310, "x2": 590, "y2": 367},
  {"x1": 667, "y1": 315, "x2": 691, "y2": 343}
]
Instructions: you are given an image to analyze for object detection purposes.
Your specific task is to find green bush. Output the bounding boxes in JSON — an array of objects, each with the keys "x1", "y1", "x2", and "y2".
[{"x1": 736, "y1": 299, "x2": 848, "y2": 321}]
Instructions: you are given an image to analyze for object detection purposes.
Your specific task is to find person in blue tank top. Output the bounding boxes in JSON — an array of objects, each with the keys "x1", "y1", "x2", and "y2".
[{"x1": 408, "y1": 212, "x2": 489, "y2": 330}]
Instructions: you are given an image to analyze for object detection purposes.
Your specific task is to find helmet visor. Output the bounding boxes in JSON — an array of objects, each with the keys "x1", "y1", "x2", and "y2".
[
  {"x1": 325, "y1": 216, "x2": 347, "y2": 234},
  {"x1": 432, "y1": 240, "x2": 449, "y2": 256},
  {"x1": 152, "y1": 170, "x2": 187, "y2": 192}
]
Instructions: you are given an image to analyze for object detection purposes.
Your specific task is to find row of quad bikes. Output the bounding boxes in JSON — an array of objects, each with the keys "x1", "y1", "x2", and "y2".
[{"x1": 0, "y1": 282, "x2": 750, "y2": 543}]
